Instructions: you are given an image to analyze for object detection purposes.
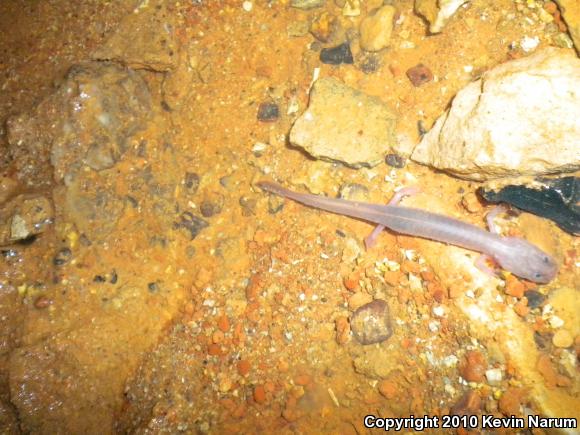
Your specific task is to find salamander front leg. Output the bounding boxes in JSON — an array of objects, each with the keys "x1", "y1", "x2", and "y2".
[{"x1": 364, "y1": 186, "x2": 421, "y2": 250}]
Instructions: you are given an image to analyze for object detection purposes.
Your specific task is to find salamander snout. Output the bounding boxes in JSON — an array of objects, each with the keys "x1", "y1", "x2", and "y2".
[{"x1": 496, "y1": 237, "x2": 558, "y2": 284}]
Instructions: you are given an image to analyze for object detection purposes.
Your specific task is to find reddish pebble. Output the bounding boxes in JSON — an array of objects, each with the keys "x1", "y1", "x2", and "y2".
[
  {"x1": 505, "y1": 275, "x2": 525, "y2": 298},
  {"x1": 217, "y1": 315, "x2": 230, "y2": 332},
  {"x1": 253, "y1": 385, "x2": 267, "y2": 404},
  {"x1": 34, "y1": 296, "x2": 53, "y2": 309},
  {"x1": 377, "y1": 380, "x2": 398, "y2": 399},
  {"x1": 208, "y1": 343, "x2": 221, "y2": 356},
  {"x1": 343, "y1": 274, "x2": 359, "y2": 291},
  {"x1": 406, "y1": 63, "x2": 433, "y2": 87},
  {"x1": 237, "y1": 359, "x2": 251, "y2": 376},
  {"x1": 460, "y1": 350, "x2": 487, "y2": 382},
  {"x1": 295, "y1": 374, "x2": 312, "y2": 386},
  {"x1": 450, "y1": 390, "x2": 481, "y2": 416}
]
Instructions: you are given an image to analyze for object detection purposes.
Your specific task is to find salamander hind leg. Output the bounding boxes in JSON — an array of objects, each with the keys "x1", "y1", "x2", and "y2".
[{"x1": 365, "y1": 186, "x2": 421, "y2": 250}]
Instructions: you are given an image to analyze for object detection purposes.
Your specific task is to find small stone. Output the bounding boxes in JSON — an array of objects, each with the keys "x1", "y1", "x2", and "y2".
[
  {"x1": 242, "y1": 1, "x2": 253, "y2": 12},
  {"x1": 53, "y1": 248, "x2": 72, "y2": 266},
  {"x1": 460, "y1": 350, "x2": 487, "y2": 382},
  {"x1": 359, "y1": 5, "x2": 396, "y2": 52},
  {"x1": 524, "y1": 290, "x2": 546, "y2": 309},
  {"x1": 335, "y1": 316, "x2": 351, "y2": 344},
  {"x1": 34, "y1": 296, "x2": 53, "y2": 309},
  {"x1": 377, "y1": 379, "x2": 397, "y2": 399},
  {"x1": 485, "y1": 368, "x2": 503, "y2": 385},
  {"x1": 552, "y1": 329, "x2": 573, "y2": 348},
  {"x1": 217, "y1": 315, "x2": 230, "y2": 332},
  {"x1": 310, "y1": 12, "x2": 337, "y2": 43},
  {"x1": 505, "y1": 275, "x2": 525, "y2": 298},
  {"x1": 257, "y1": 102, "x2": 280, "y2": 122},
  {"x1": 184, "y1": 172, "x2": 200, "y2": 192},
  {"x1": 350, "y1": 299, "x2": 393, "y2": 345},
  {"x1": 174, "y1": 212, "x2": 209, "y2": 240},
  {"x1": 406, "y1": 63, "x2": 433, "y2": 87},
  {"x1": 253, "y1": 385, "x2": 267, "y2": 403},
  {"x1": 450, "y1": 390, "x2": 482, "y2": 416},
  {"x1": 385, "y1": 153, "x2": 405, "y2": 168},
  {"x1": 200, "y1": 193, "x2": 225, "y2": 217},
  {"x1": 320, "y1": 43, "x2": 353, "y2": 65},
  {"x1": 290, "y1": 0, "x2": 325, "y2": 10},
  {"x1": 238, "y1": 359, "x2": 251, "y2": 376},
  {"x1": 348, "y1": 292, "x2": 373, "y2": 310}
]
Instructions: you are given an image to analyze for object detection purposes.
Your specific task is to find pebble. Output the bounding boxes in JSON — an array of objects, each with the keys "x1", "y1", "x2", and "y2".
[
  {"x1": 406, "y1": 64, "x2": 433, "y2": 87},
  {"x1": 485, "y1": 368, "x2": 503, "y2": 385},
  {"x1": 524, "y1": 289, "x2": 546, "y2": 309},
  {"x1": 253, "y1": 385, "x2": 267, "y2": 403},
  {"x1": 350, "y1": 299, "x2": 393, "y2": 345},
  {"x1": 184, "y1": 172, "x2": 200, "y2": 192},
  {"x1": 287, "y1": 21, "x2": 310, "y2": 38},
  {"x1": 359, "y1": 5, "x2": 396, "y2": 52},
  {"x1": 290, "y1": 0, "x2": 325, "y2": 9},
  {"x1": 239, "y1": 196, "x2": 257, "y2": 216},
  {"x1": 348, "y1": 292, "x2": 373, "y2": 310},
  {"x1": 320, "y1": 42, "x2": 353, "y2": 65},
  {"x1": 174, "y1": 211, "x2": 209, "y2": 240},
  {"x1": 342, "y1": 0, "x2": 360, "y2": 16},
  {"x1": 34, "y1": 296, "x2": 53, "y2": 309},
  {"x1": 237, "y1": 359, "x2": 251, "y2": 376},
  {"x1": 552, "y1": 329, "x2": 573, "y2": 348},
  {"x1": 385, "y1": 153, "x2": 405, "y2": 168},
  {"x1": 335, "y1": 316, "x2": 351, "y2": 344},
  {"x1": 53, "y1": 247, "x2": 72, "y2": 266},
  {"x1": 450, "y1": 390, "x2": 481, "y2": 416},
  {"x1": 460, "y1": 350, "x2": 487, "y2": 382},
  {"x1": 461, "y1": 192, "x2": 483, "y2": 213},
  {"x1": 200, "y1": 193, "x2": 224, "y2": 217},
  {"x1": 377, "y1": 379, "x2": 397, "y2": 399},
  {"x1": 504, "y1": 275, "x2": 525, "y2": 298},
  {"x1": 310, "y1": 12, "x2": 337, "y2": 43},
  {"x1": 242, "y1": 1, "x2": 253, "y2": 12},
  {"x1": 257, "y1": 102, "x2": 280, "y2": 122}
]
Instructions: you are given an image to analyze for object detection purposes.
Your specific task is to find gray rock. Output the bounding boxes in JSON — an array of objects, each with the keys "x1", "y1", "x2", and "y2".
[
  {"x1": 0, "y1": 195, "x2": 54, "y2": 246},
  {"x1": 6, "y1": 62, "x2": 151, "y2": 186},
  {"x1": 290, "y1": 77, "x2": 397, "y2": 168},
  {"x1": 350, "y1": 299, "x2": 393, "y2": 345}
]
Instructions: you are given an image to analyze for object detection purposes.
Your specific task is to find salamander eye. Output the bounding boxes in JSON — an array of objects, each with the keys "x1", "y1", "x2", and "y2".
[
  {"x1": 543, "y1": 256, "x2": 550, "y2": 264},
  {"x1": 534, "y1": 272, "x2": 542, "y2": 279}
]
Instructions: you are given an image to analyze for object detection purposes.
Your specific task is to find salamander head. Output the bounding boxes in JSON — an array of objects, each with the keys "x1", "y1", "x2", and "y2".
[{"x1": 495, "y1": 237, "x2": 558, "y2": 284}]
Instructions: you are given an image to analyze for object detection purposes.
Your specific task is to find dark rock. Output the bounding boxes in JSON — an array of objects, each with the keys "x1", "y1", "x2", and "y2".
[
  {"x1": 480, "y1": 177, "x2": 580, "y2": 235},
  {"x1": 320, "y1": 42, "x2": 353, "y2": 65},
  {"x1": 385, "y1": 153, "x2": 406, "y2": 168},
  {"x1": 257, "y1": 102, "x2": 280, "y2": 122},
  {"x1": 173, "y1": 211, "x2": 209, "y2": 240},
  {"x1": 53, "y1": 248, "x2": 72, "y2": 266},
  {"x1": 350, "y1": 299, "x2": 393, "y2": 345},
  {"x1": 406, "y1": 63, "x2": 433, "y2": 87},
  {"x1": 184, "y1": 172, "x2": 200, "y2": 193},
  {"x1": 524, "y1": 290, "x2": 546, "y2": 309},
  {"x1": 200, "y1": 193, "x2": 224, "y2": 217}
]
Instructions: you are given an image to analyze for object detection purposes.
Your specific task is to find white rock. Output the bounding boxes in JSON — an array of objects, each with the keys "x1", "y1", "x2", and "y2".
[{"x1": 411, "y1": 48, "x2": 580, "y2": 181}]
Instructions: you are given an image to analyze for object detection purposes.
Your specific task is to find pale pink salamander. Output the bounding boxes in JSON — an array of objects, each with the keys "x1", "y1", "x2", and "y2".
[{"x1": 257, "y1": 181, "x2": 558, "y2": 284}]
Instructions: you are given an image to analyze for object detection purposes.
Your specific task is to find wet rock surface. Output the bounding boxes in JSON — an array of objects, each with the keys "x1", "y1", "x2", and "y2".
[
  {"x1": 0, "y1": 195, "x2": 54, "y2": 246},
  {"x1": 359, "y1": 5, "x2": 396, "y2": 52},
  {"x1": 480, "y1": 176, "x2": 580, "y2": 235},
  {"x1": 289, "y1": 77, "x2": 397, "y2": 168},
  {"x1": 319, "y1": 42, "x2": 354, "y2": 64},
  {"x1": 412, "y1": 48, "x2": 580, "y2": 181},
  {"x1": 7, "y1": 62, "x2": 151, "y2": 186},
  {"x1": 92, "y1": 0, "x2": 177, "y2": 72},
  {"x1": 350, "y1": 299, "x2": 393, "y2": 345}
]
